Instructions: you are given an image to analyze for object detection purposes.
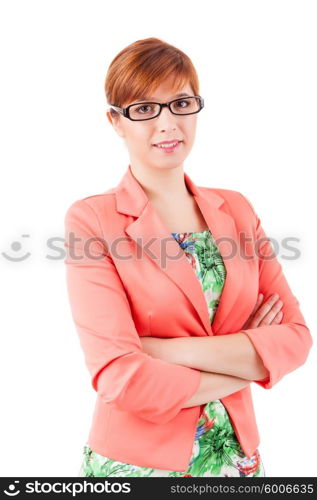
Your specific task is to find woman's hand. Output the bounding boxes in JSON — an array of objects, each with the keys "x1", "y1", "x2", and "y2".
[{"x1": 242, "y1": 293, "x2": 284, "y2": 330}]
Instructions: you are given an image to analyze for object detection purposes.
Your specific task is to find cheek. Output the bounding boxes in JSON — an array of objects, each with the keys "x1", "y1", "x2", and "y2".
[
  {"x1": 130, "y1": 128, "x2": 151, "y2": 150},
  {"x1": 126, "y1": 136, "x2": 145, "y2": 154},
  {"x1": 182, "y1": 119, "x2": 197, "y2": 140},
  {"x1": 188, "y1": 118, "x2": 197, "y2": 133}
]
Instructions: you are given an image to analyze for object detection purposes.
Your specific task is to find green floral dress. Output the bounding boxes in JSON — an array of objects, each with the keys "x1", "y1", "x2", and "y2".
[{"x1": 79, "y1": 229, "x2": 265, "y2": 477}]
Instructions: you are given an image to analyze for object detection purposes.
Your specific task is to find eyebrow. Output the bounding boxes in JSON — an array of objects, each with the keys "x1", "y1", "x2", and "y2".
[{"x1": 135, "y1": 92, "x2": 192, "y2": 102}]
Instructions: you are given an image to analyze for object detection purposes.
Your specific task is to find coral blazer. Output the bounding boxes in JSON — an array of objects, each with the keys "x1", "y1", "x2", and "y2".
[{"x1": 64, "y1": 164, "x2": 313, "y2": 471}]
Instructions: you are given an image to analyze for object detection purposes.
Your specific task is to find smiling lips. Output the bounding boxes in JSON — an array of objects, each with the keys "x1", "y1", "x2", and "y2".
[{"x1": 153, "y1": 140, "x2": 182, "y2": 150}]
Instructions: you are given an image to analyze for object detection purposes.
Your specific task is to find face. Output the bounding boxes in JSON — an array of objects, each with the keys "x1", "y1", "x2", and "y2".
[{"x1": 106, "y1": 76, "x2": 198, "y2": 172}]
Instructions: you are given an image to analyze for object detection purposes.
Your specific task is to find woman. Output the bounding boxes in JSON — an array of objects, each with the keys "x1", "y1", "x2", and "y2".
[{"x1": 64, "y1": 37, "x2": 313, "y2": 477}]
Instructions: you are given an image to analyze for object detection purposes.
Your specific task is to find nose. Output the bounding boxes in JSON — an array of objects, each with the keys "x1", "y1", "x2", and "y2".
[{"x1": 155, "y1": 105, "x2": 178, "y2": 130}]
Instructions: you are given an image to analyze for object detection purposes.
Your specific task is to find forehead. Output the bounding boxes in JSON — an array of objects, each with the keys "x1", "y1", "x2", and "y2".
[
  {"x1": 136, "y1": 91, "x2": 193, "y2": 103},
  {"x1": 134, "y1": 79, "x2": 194, "y2": 103}
]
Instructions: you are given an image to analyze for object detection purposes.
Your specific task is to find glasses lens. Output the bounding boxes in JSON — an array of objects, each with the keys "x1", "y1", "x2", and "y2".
[
  {"x1": 171, "y1": 97, "x2": 201, "y2": 114},
  {"x1": 129, "y1": 103, "x2": 160, "y2": 120},
  {"x1": 128, "y1": 97, "x2": 202, "y2": 120}
]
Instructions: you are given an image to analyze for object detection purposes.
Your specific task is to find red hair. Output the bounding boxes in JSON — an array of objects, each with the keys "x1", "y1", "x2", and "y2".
[{"x1": 104, "y1": 37, "x2": 200, "y2": 115}]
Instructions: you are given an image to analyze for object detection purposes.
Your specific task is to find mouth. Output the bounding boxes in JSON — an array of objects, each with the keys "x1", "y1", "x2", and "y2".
[{"x1": 152, "y1": 140, "x2": 183, "y2": 153}]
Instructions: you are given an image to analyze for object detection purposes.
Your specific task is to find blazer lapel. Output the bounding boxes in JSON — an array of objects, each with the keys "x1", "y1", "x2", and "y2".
[{"x1": 115, "y1": 165, "x2": 244, "y2": 337}]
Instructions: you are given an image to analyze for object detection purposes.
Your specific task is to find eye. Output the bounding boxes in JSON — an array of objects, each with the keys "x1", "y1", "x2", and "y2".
[
  {"x1": 136, "y1": 104, "x2": 153, "y2": 114},
  {"x1": 175, "y1": 99, "x2": 189, "y2": 108}
]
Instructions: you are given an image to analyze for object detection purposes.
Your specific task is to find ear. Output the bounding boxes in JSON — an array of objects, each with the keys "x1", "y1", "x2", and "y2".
[{"x1": 106, "y1": 110, "x2": 125, "y2": 138}]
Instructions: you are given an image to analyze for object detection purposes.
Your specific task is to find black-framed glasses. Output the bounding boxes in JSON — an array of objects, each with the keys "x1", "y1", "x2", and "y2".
[{"x1": 109, "y1": 95, "x2": 204, "y2": 121}]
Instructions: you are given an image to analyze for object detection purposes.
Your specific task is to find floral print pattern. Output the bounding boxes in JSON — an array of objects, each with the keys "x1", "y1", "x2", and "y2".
[
  {"x1": 79, "y1": 230, "x2": 265, "y2": 477},
  {"x1": 172, "y1": 230, "x2": 227, "y2": 324}
]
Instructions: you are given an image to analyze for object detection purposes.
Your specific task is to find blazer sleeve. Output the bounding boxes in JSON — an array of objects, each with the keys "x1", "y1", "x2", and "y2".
[
  {"x1": 237, "y1": 192, "x2": 313, "y2": 389},
  {"x1": 64, "y1": 198, "x2": 202, "y2": 425}
]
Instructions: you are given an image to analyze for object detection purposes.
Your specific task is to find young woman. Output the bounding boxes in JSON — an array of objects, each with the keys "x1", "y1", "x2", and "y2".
[{"x1": 64, "y1": 37, "x2": 312, "y2": 477}]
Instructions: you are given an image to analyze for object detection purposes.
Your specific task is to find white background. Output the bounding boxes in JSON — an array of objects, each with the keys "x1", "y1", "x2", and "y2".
[{"x1": 0, "y1": 0, "x2": 316, "y2": 477}]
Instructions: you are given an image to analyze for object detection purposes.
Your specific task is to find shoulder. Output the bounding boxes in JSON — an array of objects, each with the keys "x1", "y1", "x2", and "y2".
[
  {"x1": 200, "y1": 185, "x2": 256, "y2": 215},
  {"x1": 64, "y1": 187, "x2": 117, "y2": 221},
  {"x1": 64, "y1": 186, "x2": 120, "y2": 242},
  {"x1": 199, "y1": 186, "x2": 258, "y2": 234}
]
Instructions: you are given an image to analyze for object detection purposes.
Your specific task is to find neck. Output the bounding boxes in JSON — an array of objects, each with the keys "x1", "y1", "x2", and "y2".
[{"x1": 129, "y1": 163, "x2": 192, "y2": 203}]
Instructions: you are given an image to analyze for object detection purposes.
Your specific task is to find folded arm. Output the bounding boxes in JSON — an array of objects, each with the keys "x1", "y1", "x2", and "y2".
[
  {"x1": 140, "y1": 333, "x2": 269, "y2": 381},
  {"x1": 182, "y1": 371, "x2": 252, "y2": 408},
  {"x1": 141, "y1": 192, "x2": 313, "y2": 390}
]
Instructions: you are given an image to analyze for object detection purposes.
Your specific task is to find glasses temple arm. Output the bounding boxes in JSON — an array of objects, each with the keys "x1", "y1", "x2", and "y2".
[{"x1": 109, "y1": 105, "x2": 124, "y2": 115}]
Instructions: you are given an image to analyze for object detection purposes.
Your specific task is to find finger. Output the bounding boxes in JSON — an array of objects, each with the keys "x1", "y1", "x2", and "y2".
[
  {"x1": 271, "y1": 310, "x2": 283, "y2": 324},
  {"x1": 241, "y1": 294, "x2": 264, "y2": 329},
  {"x1": 259, "y1": 300, "x2": 283, "y2": 326},
  {"x1": 254, "y1": 293, "x2": 280, "y2": 324},
  {"x1": 242, "y1": 294, "x2": 263, "y2": 329}
]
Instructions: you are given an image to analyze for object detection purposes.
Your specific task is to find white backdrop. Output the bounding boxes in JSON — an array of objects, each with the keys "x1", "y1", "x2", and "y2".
[{"x1": 0, "y1": 0, "x2": 316, "y2": 477}]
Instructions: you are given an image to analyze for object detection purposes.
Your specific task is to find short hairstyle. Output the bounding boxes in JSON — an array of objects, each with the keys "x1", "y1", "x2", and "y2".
[{"x1": 105, "y1": 37, "x2": 200, "y2": 117}]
